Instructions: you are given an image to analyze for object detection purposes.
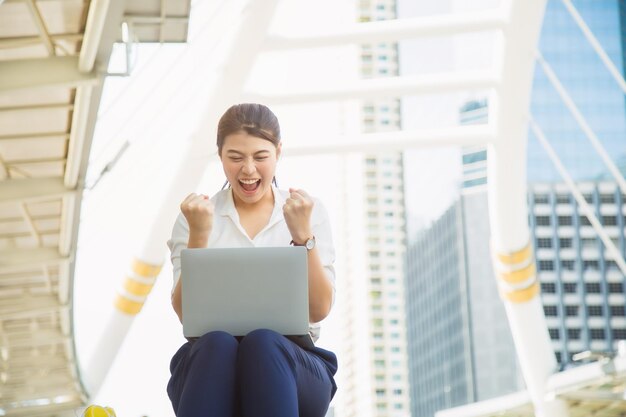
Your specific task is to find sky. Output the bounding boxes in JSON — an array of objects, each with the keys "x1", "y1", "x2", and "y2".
[{"x1": 70, "y1": 0, "x2": 471, "y2": 416}]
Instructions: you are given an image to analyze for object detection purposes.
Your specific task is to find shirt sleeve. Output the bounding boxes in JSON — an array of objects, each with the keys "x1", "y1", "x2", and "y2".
[
  {"x1": 311, "y1": 198, "x2": 337, "y2": 307},
  {"x1": 166, "y1": 212, "x2": 190, "y2": 294}
]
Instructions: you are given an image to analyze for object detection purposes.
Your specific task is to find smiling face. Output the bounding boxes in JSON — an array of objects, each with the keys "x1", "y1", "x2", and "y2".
[{"x1": 220, "y1": 131, "x2": 281, "y2": 208}]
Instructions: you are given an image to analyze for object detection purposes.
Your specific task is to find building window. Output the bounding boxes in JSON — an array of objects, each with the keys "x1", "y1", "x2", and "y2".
[
  {"x1": 463, "y1": 150, "x2": 487, "y2": 164},
  {"x1": 585, "y1": 283, "x2": 601, "y2": 293},
  {"x1": 613, "y1": 329, "x2": 626, "y2": 340},
  {"x1": 587, "y1": 305, "x2": 604, "y2": 317},
  {"x1": 602, "y1": 216, "x2": 617, "y2": 226},
  {"x1": 580, "y1": 216, "x2": 592, "y2": 226},
  {"x1": 583, "y1": 260, "x2": 599, "y2": 271},
  {"x1": 565, "y1": 305, "x2": 579, "y2": 316},
  {"x1": 558, "y1": 216, "x2": 573, "y2": 226},
  {"x1": 567, "y1": 328, "x2": 581, "y2": 340},
  {"x1": 535, "y1": 194, "x2": 549, "y2": 204},
  {"x1": 549, "y1": 328, "x2": 560, "y2": 340},
  {"x1": 559, "y1": 238, "x2": 573, "y2": 248},
  {"x1": 539, "y1": 260, "x2": 555, "y2": 271},
  {"x1": 376, "y1": 389, "x2": 386, "y2": 397},
  {"x1": 610, "y1": 306, "x2": 625, "y2": 316},
  {"x1": 541, "y1": 282, "x2": 556, "y2": 293},
  {"x1": 583, "y1": 194, "x2": 593, "y2": 203},
  {"x1": 608, "y1": 283, "x2": 623, "y2": 293},
  {"x1": 590, "y1": 328, "x2": 605, "y2": 340},
  {"x1": 536, "y1": 216, "x2": 551, "y2": 226},
  {"x1": 544, "y1": 306, "x2": 558, "y2": 316},
  {"x1": 581, "y1": 237, "x2": 596, "y2": 248},
  {"x1": 563, "y1": 282, "x2": 577, "y2": 293},
  {"x1": 600, "y1": 194, "x2": 615, "y2": 204},
  {"x1": 607, "y1": 261, "x2": 619, "y2": 271},
  {"x1": 556, "y1": 194, "x2": 570, "y2": 204},
  {"x1": 537, "y1": 238, "x2": 552, "y2": 248},
  {"x1": 561, "y1": 260, "x2": 575, "y2": 270}
]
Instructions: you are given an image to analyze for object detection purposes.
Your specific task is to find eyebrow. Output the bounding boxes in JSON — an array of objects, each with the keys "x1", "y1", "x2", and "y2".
[{"x1": 225, "y1": 150, "x2": 271, "y2": 156}]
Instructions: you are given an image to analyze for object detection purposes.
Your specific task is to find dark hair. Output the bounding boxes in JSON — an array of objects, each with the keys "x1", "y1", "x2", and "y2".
[{"x1": 216, "y1": 103, "x2": 281, "y2": 156}]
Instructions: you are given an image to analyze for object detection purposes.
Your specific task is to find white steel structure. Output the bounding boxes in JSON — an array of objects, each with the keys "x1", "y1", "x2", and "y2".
[
  {"x1": 2, "y1": 0, "x2": 626, "y2": 417},
  {"x1": 0, "y1": 0, "x2": 190, "y2": 415}
]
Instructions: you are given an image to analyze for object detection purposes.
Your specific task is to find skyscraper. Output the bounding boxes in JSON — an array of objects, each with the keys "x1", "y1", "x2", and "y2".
[
  {"x1": 406, "y1": 1, "x2": 626, "y2": 415},
  {"x1": 336, "y1": 1, "x2": 411, "y2": 417},
  {"x1": 405, "y1": 193, "x2": 525, "y2": 417}
]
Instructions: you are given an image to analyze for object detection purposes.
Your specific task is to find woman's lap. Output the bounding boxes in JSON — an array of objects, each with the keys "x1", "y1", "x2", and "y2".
[{"x1": 167, "y1": 329, "x2": 337, "y2": 417}]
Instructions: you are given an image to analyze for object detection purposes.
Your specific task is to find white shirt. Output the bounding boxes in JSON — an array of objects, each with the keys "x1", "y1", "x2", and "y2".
[{"x1": 167, "y1": 185, "x2": 336, "y2": 341}]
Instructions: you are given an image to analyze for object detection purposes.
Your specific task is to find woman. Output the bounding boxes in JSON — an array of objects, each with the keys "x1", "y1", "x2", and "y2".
[{"x1": 166, "y1": 103, "x2": 338, "y2": 417}]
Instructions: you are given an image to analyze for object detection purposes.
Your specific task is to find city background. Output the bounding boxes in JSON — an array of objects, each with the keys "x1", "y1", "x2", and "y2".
[{"x1": 1, "y1": 0, "x2": 626, "y2": 416}]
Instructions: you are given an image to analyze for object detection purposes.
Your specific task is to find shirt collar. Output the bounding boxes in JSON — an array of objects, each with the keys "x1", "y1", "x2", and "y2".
[{"x1": 219, "y1": 184, "x2": 286, "y2": 229}]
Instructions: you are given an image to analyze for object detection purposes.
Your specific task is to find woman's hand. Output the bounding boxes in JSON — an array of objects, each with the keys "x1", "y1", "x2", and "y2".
[
  {"x1": 181, "y1": 193, "x2": 214, "y2": 247},
  {"x1": 283, "y1": 188, "x2": 314, "y2": 244}
]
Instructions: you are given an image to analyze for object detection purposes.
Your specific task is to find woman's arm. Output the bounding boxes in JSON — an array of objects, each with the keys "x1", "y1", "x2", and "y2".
[
  {"x1": 303, "y1": 245, "x2": 333, "y2": 322},
  {"x1": 283, "y1": 188, "x2": 334, "y2": 323},
  {"x1": 171, "y1": 193, "x2": 214, "y2": 322}
]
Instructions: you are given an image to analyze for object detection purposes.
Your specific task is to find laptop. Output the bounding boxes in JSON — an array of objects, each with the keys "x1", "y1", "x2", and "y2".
[{"x1": 181, "y1": 246, "x2": 314, "y2": 348}]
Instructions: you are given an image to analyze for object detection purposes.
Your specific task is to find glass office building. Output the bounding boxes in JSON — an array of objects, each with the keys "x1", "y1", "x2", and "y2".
[
  {"x1": 459, "y1": 0, "x2": 626, "y2": 185},
  {"x1": 528, "y1": 0, "x2": 626, "y2": 182},
  {"x1": 406, "y1": 2, "x2": 626, "y2": 415}
]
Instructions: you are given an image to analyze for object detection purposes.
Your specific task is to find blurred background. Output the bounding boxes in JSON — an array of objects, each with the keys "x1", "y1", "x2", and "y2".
[{"x1": 1, "y1": 0, "x2": 626, "y2": 416}]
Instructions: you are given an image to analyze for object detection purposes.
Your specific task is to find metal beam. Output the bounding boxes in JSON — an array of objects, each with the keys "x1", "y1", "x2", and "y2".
[
  {"x1": 245, "y1": 71, "x2": 498, "y2": 104},
  {"x1": 24, "y1": 0, "x2": 56, "y2": 56},
  {"x1": 265, "y1": 11, "x2": 505, "y2": 50},
  {"x1": 65, "y1": 86, "x2": 94, "y2": 188},
  {"x1": 0, "y1": 132, "x2": 70, "y2": 142},
  {"x1": 0, "y1": 57, "x2": 98, "y2": 92},
  {"x1": 0, "y1": 248, "x2": 68, "y2": 269},
  {"x1": 0, "y1": 103, "x2": 73, "y2": 112},
  {"x1": 79, "y1": 0, "x2": 111, "y2": 72},
  {"x1": 0, "y1": 178, "x2": 74, "y2": 203},
  {"x1": 283, "y1": 125, "x2": 494, "y2": 156},
  {"x1": 0, "y1": 33, "x2": 83, "y2": 50}
]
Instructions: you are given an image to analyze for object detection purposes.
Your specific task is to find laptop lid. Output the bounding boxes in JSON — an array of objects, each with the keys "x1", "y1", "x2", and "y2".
[{"x1": 181, "y1": 246, "x2": 309, "y2": 339}]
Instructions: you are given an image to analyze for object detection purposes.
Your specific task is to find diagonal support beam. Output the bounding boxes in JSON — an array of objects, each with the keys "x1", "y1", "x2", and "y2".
[
  {"x1": 0, "y1": 57, "x2": 98, "y2": 92},
  {"x1": 245, "y1": 71, "x2": 498, "y2": 104},
  {"x1": 0, "y1": 178, "x2": 74, "y2": 203}
]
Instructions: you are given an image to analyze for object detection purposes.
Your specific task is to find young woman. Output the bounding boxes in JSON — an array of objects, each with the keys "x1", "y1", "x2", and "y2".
[{"x1": 166, "y1": 103, "x2": 338, "y2": 417}]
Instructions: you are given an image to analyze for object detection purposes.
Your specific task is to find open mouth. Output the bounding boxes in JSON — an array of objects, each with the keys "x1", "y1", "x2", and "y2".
[{"x1": 239, "y1": 179, "x2": 261, "y2": 193}]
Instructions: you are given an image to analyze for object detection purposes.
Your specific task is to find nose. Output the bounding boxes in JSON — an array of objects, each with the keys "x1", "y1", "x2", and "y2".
[{"x1": 241, "y1": 158, "x2": 255, "y2": 175}]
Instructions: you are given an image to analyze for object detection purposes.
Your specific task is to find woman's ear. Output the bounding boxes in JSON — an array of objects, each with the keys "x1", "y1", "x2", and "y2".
[{"x1": 276, "y1": 143, "x2": 282, "y2": 160}]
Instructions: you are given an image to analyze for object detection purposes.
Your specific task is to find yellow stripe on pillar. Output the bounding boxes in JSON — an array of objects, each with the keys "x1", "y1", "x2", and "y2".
[
  {"x1": 123, "y1": 278, "x2": 155, "y2": 297},
  {"x1": 497, "y1": 242, "x2": 532, "y2": 265},
  {"x1": 498, "y1": 262, "x2": 536, "y2": 284},
  {"x1": 501, "y1": 281, "x2": 540, "y2": 303},
  {"x1": 114, "y1": 294, "x2": 144, "y2": 315},
  {"x1": 131, "y1": 259, "x2": 162, "y2": 278}
]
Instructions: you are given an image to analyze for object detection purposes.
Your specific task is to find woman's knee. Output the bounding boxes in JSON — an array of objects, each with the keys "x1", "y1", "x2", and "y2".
[
  {"x1": 190, "y1": 330, "x2": 238, "y2": 358},
  {"x1": 238, "y1": 329, "x2": 287, "y2": 357}
]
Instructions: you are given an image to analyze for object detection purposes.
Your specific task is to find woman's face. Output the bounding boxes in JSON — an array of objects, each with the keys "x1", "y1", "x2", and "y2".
[{"x1": 220, "y1": 131, "x2": 280, "y2": 207}]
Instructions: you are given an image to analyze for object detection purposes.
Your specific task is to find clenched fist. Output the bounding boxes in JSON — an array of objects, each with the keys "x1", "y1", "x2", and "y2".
[
  {"x1": 283, "y1": 188, "x2": 314, "y2": 244},
  {"x1": 181, "y1": 193, "x2": 214, "y2": 245}
]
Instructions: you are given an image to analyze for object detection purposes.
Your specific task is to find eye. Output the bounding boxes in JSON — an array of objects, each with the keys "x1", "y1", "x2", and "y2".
[
  {"x1": 255, "y1": 156, "x2": 268, "y2": 161},
  {"x1": 230, "y1": 157, "x2": 242, "y2": 162}
]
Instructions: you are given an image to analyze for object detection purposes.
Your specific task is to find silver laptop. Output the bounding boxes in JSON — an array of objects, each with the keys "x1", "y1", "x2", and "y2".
[{"x1": 181, "y1": 246, "x2": 313, "y2": 347}]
